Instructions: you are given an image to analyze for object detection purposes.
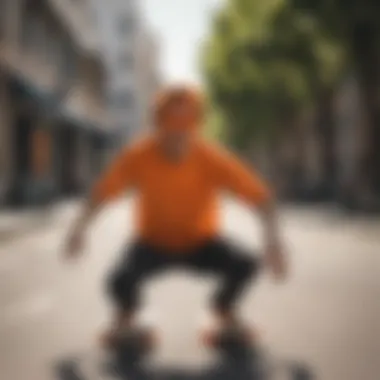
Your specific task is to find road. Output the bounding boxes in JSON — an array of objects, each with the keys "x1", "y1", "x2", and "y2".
[{"x1": 0, "y1": 199, "x2": 379, "y2": 380}]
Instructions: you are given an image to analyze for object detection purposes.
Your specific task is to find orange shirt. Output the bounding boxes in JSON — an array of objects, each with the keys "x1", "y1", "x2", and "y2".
[{"x1": 91, "y1": 136, "x2": 271, "y2": 251}]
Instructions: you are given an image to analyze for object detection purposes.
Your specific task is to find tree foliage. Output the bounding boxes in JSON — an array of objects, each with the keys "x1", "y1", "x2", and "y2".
[
  {"x1": 289, "y1": 0, "x2": 380, "y2": 192},
  {"x1": 201, "y1": 0, "x2": 345, "y2": 151}
]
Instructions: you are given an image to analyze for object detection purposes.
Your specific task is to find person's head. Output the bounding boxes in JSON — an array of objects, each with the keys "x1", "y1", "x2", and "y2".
[{"x1": 153, "y1": 84, "x2": 204, "y2": 159}]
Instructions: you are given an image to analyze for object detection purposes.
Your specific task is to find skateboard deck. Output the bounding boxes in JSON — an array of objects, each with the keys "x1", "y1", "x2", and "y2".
[{"x1": 55, "y1": 345, "x2": 313, "y2": 380}]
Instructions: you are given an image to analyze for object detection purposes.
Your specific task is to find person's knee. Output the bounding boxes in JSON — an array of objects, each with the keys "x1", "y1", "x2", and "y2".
[
  {"x1": 107, "y1": 269, "x2": 136, "y2": 306},
  {"x1": 107, "y1": 270, "x2": 123, "y2": 302},
  {"x1": 233, "y1": 255, "x2": 260, "y2": 282},
  {"x1": 213, "y1": 255, "x2": 260, "y2": 312}
]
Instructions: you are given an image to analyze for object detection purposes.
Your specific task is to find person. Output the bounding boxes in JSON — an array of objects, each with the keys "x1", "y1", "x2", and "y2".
[{"x1": 65, "y1": 84, "x2": 287, "y2": 347}]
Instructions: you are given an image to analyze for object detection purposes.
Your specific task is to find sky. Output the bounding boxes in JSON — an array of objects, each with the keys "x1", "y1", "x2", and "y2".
[{"x1": 141, "y1": 0, "x2": 223, "y2": 84}]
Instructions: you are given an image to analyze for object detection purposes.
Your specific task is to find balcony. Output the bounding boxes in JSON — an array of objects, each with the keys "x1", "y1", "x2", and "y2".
[{"x1": 48, "y1": 0, "x2": 100, "y2": 54}]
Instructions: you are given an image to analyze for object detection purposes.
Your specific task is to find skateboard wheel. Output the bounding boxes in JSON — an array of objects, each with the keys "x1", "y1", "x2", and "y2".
[
  {"x1": 140, "y1": 327, "x2": 158, "y2": 350},
  {"x1": 200, "y1": 329, "x2": 218, "y2": 348},
  {"x1": 116, "y1": 326, "x2": 158, "y2": 359},
  {"x1": 292, "y1": 365, "x2": 313, "y2": 380},
  {"x1": 200, "y1": 323, "x2": 258, "y2": 348}
]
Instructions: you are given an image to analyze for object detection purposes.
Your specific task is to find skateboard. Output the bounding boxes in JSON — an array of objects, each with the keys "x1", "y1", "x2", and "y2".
[{"x1": 56, "y1": 325, "x2": 313, "y2": 380}]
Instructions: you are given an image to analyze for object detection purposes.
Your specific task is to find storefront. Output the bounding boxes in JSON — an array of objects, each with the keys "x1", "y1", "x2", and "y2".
[
  {"x1": 5, "y1": 72, "x2": 59, "y2": 207},
  {"x1": 53, "y1": 114, "x2": 116, "y2": 198},
  {"x1": 0, "y1": 70, "x2": 116, "y2": 207}
]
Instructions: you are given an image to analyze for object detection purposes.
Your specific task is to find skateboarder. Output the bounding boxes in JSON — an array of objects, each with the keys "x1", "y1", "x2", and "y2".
[{"x1": 65, "y1": 84, "x2": 287, "y2": 348}]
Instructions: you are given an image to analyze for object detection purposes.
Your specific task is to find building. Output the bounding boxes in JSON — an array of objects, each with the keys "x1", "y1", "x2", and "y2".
[
  {"x1": 136, "y1": 27, "x2": 162, "y2": 131},
  {"x1": 93, "y1": 0, "x2": 139, "y2": 144},
  {"x1": 93, "y1": 0, "x2": 161, "y2": 144},
  {"x1": 0, "y1": 0, "x2": 113, "y2": 208}
]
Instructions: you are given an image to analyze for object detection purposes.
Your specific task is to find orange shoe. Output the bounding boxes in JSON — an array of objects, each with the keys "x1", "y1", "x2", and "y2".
[
  {"x1": 99, "y1": 328, "x2": 122, "y2": 350},
  {"x1": 140, "y1": 327, "x2": 159, "y2": 350},
  {"x1": 199, "y1": 315, "x2": 260, "y2": 348},
  {"x1": 200, "y1": 328, "x2": 217, "y2": 347},
  {"x1": 99, "y1": 326, "x2": 159, "y2": 351}
]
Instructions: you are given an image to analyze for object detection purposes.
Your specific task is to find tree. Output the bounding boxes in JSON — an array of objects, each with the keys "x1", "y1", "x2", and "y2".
[
  {"x1": 202, "y1": 0, "x2": 312, "y2": 150},
  {"x1": 290, "y1": 0, "x2": 380, "y2": 200},
  {"x1": 201, "y1": 0, "x2": 345, "y2": 196}
]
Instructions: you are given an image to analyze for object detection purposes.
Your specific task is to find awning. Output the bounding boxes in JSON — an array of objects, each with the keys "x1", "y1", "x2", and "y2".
[
  {"x1": 56, "y1": 108, "x2": 107, "y2": 132},
  {"x1": 6, "y1": 69, "x2": 115, "y2": 140},
  {"x1": 8, "y1": 71, "x2": 60, "y2": 116},
  {"x1": 55, "y1": 107, "x2": 117, "y2": 143}
]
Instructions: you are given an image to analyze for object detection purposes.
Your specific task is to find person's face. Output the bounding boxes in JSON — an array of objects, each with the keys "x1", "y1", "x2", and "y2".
[
  {"x1": 157, "y1": 99, "x2": 199, "y2": 160},
  {"x1": 158, "y1": 128, "x2": 193, "y2": 160}
]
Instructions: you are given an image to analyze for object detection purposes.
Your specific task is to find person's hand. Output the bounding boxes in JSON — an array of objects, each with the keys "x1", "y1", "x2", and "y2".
[
  {"x1": 264, "y1": 242, "x2": 288, "y2": 282},
  {"x1": 64, "y1": 228, "x2": 85, "y2": 261}
]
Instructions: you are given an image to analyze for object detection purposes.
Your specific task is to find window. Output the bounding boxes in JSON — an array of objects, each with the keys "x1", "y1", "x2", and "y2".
[
  {"x1": 118, "y1": 52, "x2": 134, "y2": 70},
  {"x1": 112, "y1": 91, "x2": 135, "y2": 110},
  {"x1": 118, "y1": 14, "x2": 134, "y2": 36},
  {"x1": 25, "y1": 2, "x2": 59, "y2": 64},
  {"x1": 50, "y1": 30, "x2": 69, "y2": 86},
  {"x1": 46, "y1": 25, "x2": 60, "y2": 66},
  {"x1": 60, "y1": 38, "x2": 78, "y2": 84},
  {"x1": 20, "y1": 10, "x2": 40, "y2": 51},
  {"x1": 38, "y1": 16, "x2": 51, "y2": 62},
  {"x1": 0, "y1": 0, "x2": 9, "y2": 38},
  {"x1": 20, "y1": 0, "x2": 41, "y2": 50}
]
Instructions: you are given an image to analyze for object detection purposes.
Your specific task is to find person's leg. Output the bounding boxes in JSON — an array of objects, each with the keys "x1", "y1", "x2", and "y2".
[
  {"x1": 105, "y1": 241, "x2": 172, "y2": 343},
  {"x1": 185, "y1": 237, "x2": 260, "y2": 326}
]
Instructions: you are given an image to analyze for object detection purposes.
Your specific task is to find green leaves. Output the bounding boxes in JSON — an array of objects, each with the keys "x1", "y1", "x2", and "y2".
[{"x1": 201, "y1": 0, "x2": 345, "y2": 151}]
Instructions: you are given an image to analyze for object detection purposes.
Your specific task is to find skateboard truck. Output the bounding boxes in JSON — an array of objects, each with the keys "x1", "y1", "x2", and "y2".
[
  {"x1": 212, "y1": 324, "x2": 257, "y2": 359},
  {"x1": 110, "y1": 326, "x2": 156, "y2": 371}
]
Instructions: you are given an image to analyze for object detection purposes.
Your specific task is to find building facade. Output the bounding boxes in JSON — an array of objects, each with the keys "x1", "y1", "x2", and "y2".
[
  {"x1": 94, "y1": 0, "x2": 161, "y2": 145},
  {"x1": 0, "y1": 0, "x2": 113, "y2": 208},
  {"x1": 136, "y1": 27, "x2": 162, "y2": 131}
]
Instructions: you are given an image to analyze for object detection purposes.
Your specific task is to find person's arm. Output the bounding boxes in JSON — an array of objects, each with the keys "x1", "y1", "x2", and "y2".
[
  {"x1": 65, "y1": 148, "x2": 137, "y2": 258},
  {"x1": 66, "y1": 198, "x2": 101, "y2": 253},
  {"x1": 205, "y1": 144, "x2": 287, "y2": 279},
  {"x1": 256, "y1": 198, "x2": 287, "y2": 280}
]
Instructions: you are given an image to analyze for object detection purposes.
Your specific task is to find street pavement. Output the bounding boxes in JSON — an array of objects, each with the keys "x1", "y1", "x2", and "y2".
[
  {"x1": 0, "y1": 199, "x2": 379, "y2": 380},
  {"x1": 0, "y1": 201, "x2": 79, "y2": 244}
]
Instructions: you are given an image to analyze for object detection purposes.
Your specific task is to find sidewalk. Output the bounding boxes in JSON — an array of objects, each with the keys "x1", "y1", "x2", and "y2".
[{"x1": 0, "y1": 200, "x2": 81, "y2": 243}]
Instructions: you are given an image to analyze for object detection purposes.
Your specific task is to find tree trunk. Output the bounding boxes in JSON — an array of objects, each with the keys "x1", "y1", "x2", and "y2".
[
  {"x1": 288, "y1": 115, "x2": 308, "y2": 199},
  {"x1": 315, "y1": 88, "x2": 337, "y2": 199},
  {"x1": 350, "y1": 21, "x2": 380, "y2": 208}
]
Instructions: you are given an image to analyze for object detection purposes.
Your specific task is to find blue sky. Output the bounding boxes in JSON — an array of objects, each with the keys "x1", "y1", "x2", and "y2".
[{"x1": 141, "y1": 0, "x2": 222, "y2": 84}]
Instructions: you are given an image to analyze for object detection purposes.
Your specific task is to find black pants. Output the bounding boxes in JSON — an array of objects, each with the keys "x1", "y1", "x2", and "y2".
[{"x1": 107, "y1": 238, "x2": 260, "y2": 313}]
